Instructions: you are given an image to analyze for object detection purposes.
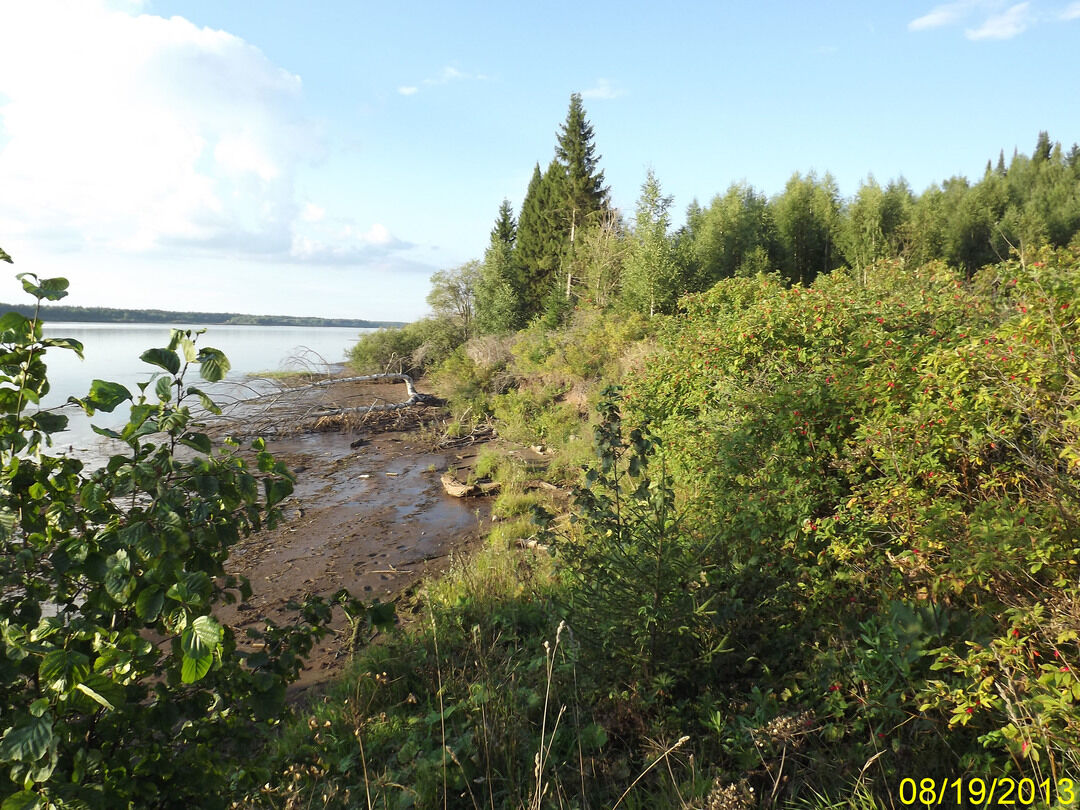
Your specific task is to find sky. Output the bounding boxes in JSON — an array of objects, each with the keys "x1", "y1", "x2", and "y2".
[{"x1": 1, "y1": 0, "x2": 1078, "y2": 322}]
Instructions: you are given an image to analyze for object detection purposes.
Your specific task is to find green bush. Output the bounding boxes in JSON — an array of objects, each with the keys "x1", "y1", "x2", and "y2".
[
  {"x1": 623, "y1": 248, "x2": 1080, "y2": 791},
  {"x1": 0, "y1": 269, "x2": 387, "y2": 809},
  {"x1": 348, "y1": 316, "x2": 463, "y2": 375}
]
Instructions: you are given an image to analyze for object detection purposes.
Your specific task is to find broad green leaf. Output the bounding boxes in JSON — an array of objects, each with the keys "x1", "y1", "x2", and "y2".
[
  {"x1": 169, "y1": 330, "x2": 198, "y2": 362},
  {"x1": 40, "y1": 337, "x2": 84, "y2": 357},
  {"x1": 369, "y1": 600, "x2": 396, "y2": 631},
  {"x1": 29, "y1": 411, "x2": 67, "y2": 434},
  {"x1": 136, "y1": 586, "x2": 164, "y2": 622},
  {"x1": 155, "y1": 375, "x2": 172, "y2": 403},
  {"x1": 196, "y1": 347, "x2": 230, "y2": 382},
  {"x1": 0, "y1": 311, "x2": 30, "y2": 334},
  {"x1": 181, "y1": 615, "x2": 223, "y2": 661},
  {"x1": 84, "y1": 379, "x2": 132, "y2": 414},
  {"x1": 105, "y1": 570, "x2": 136, "y2": 603},
  {"x1": 178, "y1": 432, "x2": 212, "y2": 454},
  {"x1": 90, "y1": 424, "x2": 122, "y2": 440},
  {"x1": 140, "y1": 347, "x2": 180, "y2": 375},
  {"x1": 0, "y1": 245, "x2": 11, "y2": 263},
  {"x1": 17, "y1": 273, "x2": 69, "y2": 301},
  {"x1": 39, "y1": 649, "x2": 90, "y2": 693},
  {"x1": 0, "y1": 715, "x2": 53, "y2": 762},
  {"x1": 1, "y1": 791, "x2": 43, "y2": 810},
  {"x1": 263, "y1": 477, "x2": 293, "y2": 508},
  {"x1": 181, "y1": 653, "x2": 213, "y2": 684},
  {"x1": 187, "y1": 386, "x2": 221, "y2": 415}
]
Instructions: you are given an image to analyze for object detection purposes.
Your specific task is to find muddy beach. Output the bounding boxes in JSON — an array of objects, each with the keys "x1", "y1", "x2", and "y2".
[{"x1": 216, "y1": 377, "x2": 493, "y2": 694}]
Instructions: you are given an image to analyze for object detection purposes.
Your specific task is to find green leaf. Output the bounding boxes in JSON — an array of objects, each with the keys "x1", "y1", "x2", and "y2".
[
  {"x1": 187, "y1": 386, "x2": 221, "y2": 415},
  {"x1": 29, "y1": 411, "x2": 68, "y2": 434},
  {"x1": 180, "y1": 616, "x2": 222, "y2": 683},
  {"x1": 169, "y1": 330, "x2": 198, "y2": 362},
  {"x1": 41, "y1": 336, "x2": 84, "y2": 356},
  {"x1": 39, "y1": 649, "x2": 90, "y2": 693},
  {"x1": 197, "y1": 347, "x2": 230, "y2": 382},
  {"x1": 136, "y1": 586, "x2": 164, "y2": 622},
  {"x1": 181, "y1": 615, "x2": 223, "y2": 662},
  {"x1": 17, "y1": 273, "x2": 69, "y2": 301},
  {"x1": 75, "y1": 682, "x2": 115, "y2": 711},
  {"x1": 155, "y1": 375, "x2": 173, "y2": 403},
  {"x1": 140, "y1": 348, "x2": 180, "y2": 375},
  {"x1": 0, "y1": 311, "x2": 30, "y2": 335},
  {"x1": 369, "y1": 600, "x2": 396, "y2": 631},
  {"x1": 178, "y1": 432, "x2": 212, "y2": 454},
  {"x1": 263, "y1": 477, "x2": 293, "y2": 508},
  {"x1": 181, "y1": 653, "x2": 213, "y2": 684},
  {"x1": 0, "y1": 715, "x2": 53, "y2": 762},
  {"x1": 1, "y1": 791, "x2": 43, "y2": 810},
  {"x1": 105, "y1": 570, "x2": 136, "y2": 604},
  {"x1": 90, "y1": 424, "x2": 122, "y2": 440},
  {"x1": 83, "y1": 379, "x2": 132, "y2": 414},
  {"x1": 0, "y1": 245, "x2": 12, "y2": 263}
]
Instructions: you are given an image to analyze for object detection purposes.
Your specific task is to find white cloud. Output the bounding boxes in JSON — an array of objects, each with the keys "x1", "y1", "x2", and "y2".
[
  {"x1": 908, "y1": 0, "x2": 979, "y2": 30},
  {"x1": 288, "y1": 220, "x2": 412, "y2": 264},
  {"x1": 966, "y1": 2, "x2": 1033, "y2": 37},
  {"x1": 909, "y1": 0, "x2": 1047, "y2": 37},
  {"x1": 300, "y1": 202, "x2": 325, "y2": 223},
  {"x1": 581, "y1": 78, "x2": 625, "y2": 100},
  {"x1": 398, "y1": 65, "x2": 486, "y2": 96},
  {"x1": 1061, "y1": 1, "x2": 1080, "y2": 19},
  {"x1": 0, "y1": 0, "x2": 352, "y2": 264}
]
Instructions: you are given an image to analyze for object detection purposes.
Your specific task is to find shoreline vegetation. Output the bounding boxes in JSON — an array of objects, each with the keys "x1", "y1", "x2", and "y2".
[
  {"x1": 5, "y1": 95, "x2": 1080, "y2": 809},
  {"x1": 0, "y1": 299, "x2": 403, "y2": 328}
]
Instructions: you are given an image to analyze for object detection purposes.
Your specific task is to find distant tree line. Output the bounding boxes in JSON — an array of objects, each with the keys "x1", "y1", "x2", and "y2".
[
  {"x1": 0, "y1": 301, "x2": 403, "y2": 328},
  {"x1": 427, "y1": 99, "x2": 1080, "y2": 335}
]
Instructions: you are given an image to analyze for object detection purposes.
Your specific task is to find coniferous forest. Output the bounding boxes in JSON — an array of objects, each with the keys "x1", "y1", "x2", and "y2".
[{"x1": 5, "y1": 93, "x2": 1080, "y2": 809}]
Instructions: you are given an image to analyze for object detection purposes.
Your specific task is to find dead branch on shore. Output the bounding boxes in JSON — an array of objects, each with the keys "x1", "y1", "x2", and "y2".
[{"x1": 203, "y1": 371, "x2": 442, "y2": 438}]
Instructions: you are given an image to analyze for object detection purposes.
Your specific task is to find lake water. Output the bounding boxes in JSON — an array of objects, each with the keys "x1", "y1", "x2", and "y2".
[{"x1": 34, "y1": 322, "x2": 373, "y2": 451}]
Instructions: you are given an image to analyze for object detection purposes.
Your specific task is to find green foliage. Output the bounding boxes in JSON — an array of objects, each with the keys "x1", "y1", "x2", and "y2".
[
  {"x1": 475, "y1": 199, "x2": 526, "y2": 334},
  {"x1": 685, "y1": 182, "x2": 781, "y2": 287},
  {"x1": 348, "y1": 316, "x2": 463, "y2": 375},
  {"x1": 772, "y1": 170, "x2": 843, "y2": 285},
  {"x1": 0, "y1": 271, "x2": 382, "y2": 808},
  {"x1": 624, "y1": 246, "x2": 1080, "y2": 793},
  {"x1": 554, "y1": 391, "x2": 727, "y2": 688},
  {"x1": 427, "y1": 261, "x2": 481, "y2": 340},
  {"x1": 620, "y1": 169, "x2": 684, "y2": 316}
]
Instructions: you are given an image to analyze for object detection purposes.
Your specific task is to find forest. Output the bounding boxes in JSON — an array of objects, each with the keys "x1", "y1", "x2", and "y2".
[{"x1": 3, "y1": 93, "x2": 1080, "y2": 809}]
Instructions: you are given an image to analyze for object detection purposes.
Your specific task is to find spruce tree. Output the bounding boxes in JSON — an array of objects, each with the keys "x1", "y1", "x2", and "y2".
[
  {"x1": 475, "y1": 199, "x2": 524, "y2": 333},
  {"x1": 515, "y1": 161, "x2": 569, "y2": 317},
  {"x1": 555, "y1": 92, "x2": 610, "y2": 233},
  {"x1": 491, "y1": 198, "x2": 517, "y2": 245}
]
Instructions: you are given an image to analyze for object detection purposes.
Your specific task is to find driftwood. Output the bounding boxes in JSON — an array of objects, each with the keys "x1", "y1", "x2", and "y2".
[
  {"x1": 440, "y1": 471, "x2": 500, "y2": 498},
  {"x1": 203, "y1": 371, "x2": 439, "y2": 438}
]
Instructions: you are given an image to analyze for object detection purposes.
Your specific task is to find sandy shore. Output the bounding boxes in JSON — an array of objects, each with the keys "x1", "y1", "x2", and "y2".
[{"x1": 216, "y1": 378, "x2": 492, "y2": 694}]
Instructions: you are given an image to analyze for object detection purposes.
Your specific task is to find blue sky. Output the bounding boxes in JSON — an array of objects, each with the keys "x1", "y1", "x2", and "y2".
[{"x1": 1, "y1": 0, "x2": 1078, "y2": 321}]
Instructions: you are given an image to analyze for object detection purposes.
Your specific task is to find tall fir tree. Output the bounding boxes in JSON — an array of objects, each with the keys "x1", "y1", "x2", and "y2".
[
  {"x1": 515, "y1": 160, "x2": 569, "y2": 317},
  {"x1": 475, "y1": 199, "x2": 525, "y2": 333},
  {"x1": 555, "y1": 92, "x2": 610, "y2": 235}
]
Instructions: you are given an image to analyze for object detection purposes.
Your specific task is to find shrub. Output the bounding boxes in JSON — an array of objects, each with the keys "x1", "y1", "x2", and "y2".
[
  {"x1": 348, "y1": 316, "x2": 464, "y2": 375},
  {"x1": 0, "y1": 270, "x2": 386, "y2": 808}
]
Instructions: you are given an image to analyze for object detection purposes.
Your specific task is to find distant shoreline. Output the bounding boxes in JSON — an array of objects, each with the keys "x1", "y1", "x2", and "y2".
[{"x1": 0, "y1": 301, "x2": 405, "y2": 329}]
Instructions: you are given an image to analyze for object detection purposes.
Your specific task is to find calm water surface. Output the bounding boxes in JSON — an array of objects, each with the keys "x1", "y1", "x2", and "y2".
[{"x1": 36, "y1": 322, "x2": 372, "y2": 451}]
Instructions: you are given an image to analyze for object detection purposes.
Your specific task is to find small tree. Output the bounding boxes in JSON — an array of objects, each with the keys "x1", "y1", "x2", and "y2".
[
  {"x1": 427, "y1": 260, "x2": 481, "y2": 339},
  {"x1": 621, "y1": 170, "x2": 680, "y2": 316},
  {"x1": 555, "y1": 389, "x2": 726, "y2": 690}
]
